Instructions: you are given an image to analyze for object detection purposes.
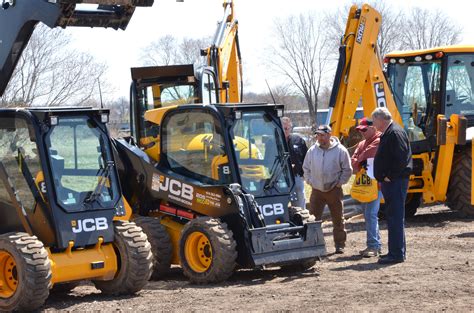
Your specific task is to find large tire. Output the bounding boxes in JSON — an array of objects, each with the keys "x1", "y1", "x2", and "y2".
[
  {"x1": 447, "y1": 147, "x2": 474, "y2": 217},
  {"x1": 179, "y1": 217, "x2": 237, "y2": 284},
  {"x1": 93, "y1": 221, "x2": 153, "y2": 295},
  {"x1": 133, "y1": 216, "x2": 172, "y2": 280},
  {"x1": 378, "y1": 193, "x2": 422, "y2": 219},
  {"x1": 405, "y1": 193, "x2": 422, "y2": 218},
  {"x1": 0, "y1": 233, "x2": 52, "y2": 312},
  {"x1": 282, "y1": 207, "x2": 317, "y2": 272},
  {"x1": 288, "y1": 206, "x2": 316, "y2": 225}
]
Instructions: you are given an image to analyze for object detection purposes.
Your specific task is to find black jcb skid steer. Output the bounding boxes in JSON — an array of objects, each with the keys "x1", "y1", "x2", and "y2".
[
  {"x1": 114, "y1": 93, "x2": 327, "y2": 283},
  {"x1": 0, "y1": 1, "x2": 154, "y2": 310}
]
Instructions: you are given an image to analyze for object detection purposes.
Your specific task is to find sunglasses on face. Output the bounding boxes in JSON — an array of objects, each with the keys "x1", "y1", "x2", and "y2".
[{"x1": 358, "y1": 128, "x2": 368, "y2": 132}]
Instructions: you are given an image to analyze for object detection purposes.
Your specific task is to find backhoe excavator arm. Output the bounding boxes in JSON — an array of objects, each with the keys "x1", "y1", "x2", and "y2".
[
  {"x1": 326, "y1": 4, "x2": 402, "y2": 137},
  {"x1": 0, "y1": 0, "x2": 153, "y2": 96},
  {"x1": 203, "y1": 0, "x2": 242, "y2": 102}
]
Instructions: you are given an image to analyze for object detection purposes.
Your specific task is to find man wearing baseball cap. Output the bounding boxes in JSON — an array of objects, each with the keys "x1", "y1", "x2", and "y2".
[
  {"x1": 351, "y1": 117, "x2": 382, "y2": 257},
  {"x1": 303, "y1": 124, "x2": 352, "y2": 254}
]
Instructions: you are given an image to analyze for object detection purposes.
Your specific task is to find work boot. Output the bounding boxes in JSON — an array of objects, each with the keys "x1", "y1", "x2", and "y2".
[
  {"x1": 359, "y1": 247, "x2": 370, "y2": 255},
  {"x1": 362, "y1": 248, "x2": 379, "y2": 258}
]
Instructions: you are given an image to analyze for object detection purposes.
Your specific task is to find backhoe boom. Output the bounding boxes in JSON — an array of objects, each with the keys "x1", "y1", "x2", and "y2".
[{"x1": 327, "y1": 4, "x2": 402, "y2": 136}]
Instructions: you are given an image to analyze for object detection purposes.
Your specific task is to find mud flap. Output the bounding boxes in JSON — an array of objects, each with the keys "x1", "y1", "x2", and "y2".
[{"x1": 249, "y1": 221, "x2": 326, "y2": 266}]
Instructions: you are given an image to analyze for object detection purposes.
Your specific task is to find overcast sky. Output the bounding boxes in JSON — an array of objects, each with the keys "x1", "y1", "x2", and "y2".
[{"x1": 65, "y1": 0, "x2": 474, "y2": 101}]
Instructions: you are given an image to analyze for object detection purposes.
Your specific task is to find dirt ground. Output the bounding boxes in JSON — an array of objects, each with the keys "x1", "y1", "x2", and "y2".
[{"x1": 43, "y1": 204, "x2": 473, "y2": 312}]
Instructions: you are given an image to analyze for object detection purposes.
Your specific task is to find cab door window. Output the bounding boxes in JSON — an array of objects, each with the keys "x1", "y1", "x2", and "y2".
[
  {"x1": 0, "y1": 117, "x2": 41, "y2": 214},
  {"x1": 162, "y1": 111, "x2": 230, "y2": 184},
  {"x1": 445, "y1": 54, "x2": 474, "y2": 118}
]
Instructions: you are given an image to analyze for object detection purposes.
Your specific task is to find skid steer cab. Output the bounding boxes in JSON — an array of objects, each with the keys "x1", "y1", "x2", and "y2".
[
  {"x1": 114, "y1": 103, "x2": 327, "y2": 284},
  {"x1": 0, "y1": 108, "x2": 152, "y2": 311}
]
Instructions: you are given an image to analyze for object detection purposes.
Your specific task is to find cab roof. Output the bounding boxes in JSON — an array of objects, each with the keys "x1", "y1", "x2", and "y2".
[{"x1": 386, "y1": 45, "x2": 474, "y2": 58}]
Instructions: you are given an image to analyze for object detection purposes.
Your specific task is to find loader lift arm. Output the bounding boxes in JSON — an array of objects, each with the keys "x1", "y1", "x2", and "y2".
[
  {"x1": 202, "y1": 0, "x2": 243, "y2": 103},
  {"x1": 0, "y1": 0, "x2": 153, "y2": 96}
]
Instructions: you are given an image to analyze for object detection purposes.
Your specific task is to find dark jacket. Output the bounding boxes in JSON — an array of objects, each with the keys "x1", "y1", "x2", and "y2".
[
  {"x1": 287, "y1": 134, "x2": 308, "y2": 176},
  {"x1": 374, "y1": 122, "x2": 412, "y2": 181}
]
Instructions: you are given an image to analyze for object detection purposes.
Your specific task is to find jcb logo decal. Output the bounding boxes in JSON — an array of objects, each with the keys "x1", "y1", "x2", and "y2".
[
  {"x1": 259, "y1": 203, "x2": 284, "y2": 216},
  {"x1": 374, "y1": 82, "x2": 387, "y2": 107},
  {"x1": 159, "y1": 176, "x2": 194, "y2": 201},
  {"x1": 355, "y1": 174, "x2": 372, "y2": 186},
  {"x1": 72, "y1": 217, "x2": 108, "y2": 233}
]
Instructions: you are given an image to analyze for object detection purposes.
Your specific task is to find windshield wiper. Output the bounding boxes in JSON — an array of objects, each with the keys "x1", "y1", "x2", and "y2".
[
  {"x1": 84, "y1": 160, "x2": 114, "y2": 204},
  {"x1": 264, "y1": 152, "x2": 289, "y2": 191}
]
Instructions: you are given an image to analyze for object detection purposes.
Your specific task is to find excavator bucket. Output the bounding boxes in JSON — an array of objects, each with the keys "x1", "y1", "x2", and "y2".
[{"x1": 0, "y1": 0, "x2": 153, "y2": 96}]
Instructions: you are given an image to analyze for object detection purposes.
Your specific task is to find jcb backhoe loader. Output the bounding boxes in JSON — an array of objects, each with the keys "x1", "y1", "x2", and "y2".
[
  {"x1": 327, "y1": 3, "x2": 474, "y2": 217},
  {"x1": 113, "y1": 0, "x2": 326, "y2": 283},
  {"x1": 0, "y1": 1, "x2": 154, "y2": 310}
]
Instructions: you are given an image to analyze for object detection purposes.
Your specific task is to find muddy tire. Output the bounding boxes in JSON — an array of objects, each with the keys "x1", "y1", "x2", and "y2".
[
  {"x1": 93, "y1": 221, "x2": 153, "y2": 295},
  {"x1": 447, "y1": 147, "x2": 474, "y2": 217},
  {"x1": 133, "y1": 216, "x2": 172, "y2": 280},
  {"x1": 288, "y1": 206, "x2": 316, "y2": 225},
  {"x1": 0, "y1": 233, "x2": 52, "y2": 311},
  {"x1": 179, "y1": 217, "x2": 237, "y2": 284}
]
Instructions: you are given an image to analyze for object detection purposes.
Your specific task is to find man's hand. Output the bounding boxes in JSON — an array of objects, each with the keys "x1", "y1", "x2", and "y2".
[{"x1": 384, "y1": 177, "x2": 391, "y2": 182}]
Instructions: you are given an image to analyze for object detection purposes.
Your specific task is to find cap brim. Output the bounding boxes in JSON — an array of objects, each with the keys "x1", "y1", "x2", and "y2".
[{"x1": 356, "y1": 125, "x2": 368, "y2": 131}]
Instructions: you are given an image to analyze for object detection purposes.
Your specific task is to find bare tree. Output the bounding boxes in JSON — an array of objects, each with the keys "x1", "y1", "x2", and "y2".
[
  {"x1": 141, "y1": 35, "x2": 178, "y2": 66},
  {"x1": 1, "y1": 24, "x2": 107, "y2": 107},
  {"x1": 400, "y1": 7, "x2": 463, "y2": 50},
  {"x1": 267, "y1": 13, "x2": 331, "y2": 120},
  {"x1": 141, "y1": 35, "x2": 211, "y2": 66},
  {"x1": 244, "y1": 83, "x2": 305, "y2": 108}
]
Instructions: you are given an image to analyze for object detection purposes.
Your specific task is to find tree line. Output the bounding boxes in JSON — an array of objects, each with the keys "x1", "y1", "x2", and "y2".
[{"x1": 0, "y1": 0, "x2": 463, "y2": 132}]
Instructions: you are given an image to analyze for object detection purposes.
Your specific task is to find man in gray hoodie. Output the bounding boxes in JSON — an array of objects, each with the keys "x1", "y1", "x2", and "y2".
[{"x1": 303, "y1": 125, "x2": 352, "y2": 254}]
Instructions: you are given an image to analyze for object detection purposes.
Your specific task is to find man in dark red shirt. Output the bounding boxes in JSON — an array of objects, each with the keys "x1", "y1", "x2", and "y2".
[{"x1": 351, "y1": 117, "x2": 382, "y2": 257}]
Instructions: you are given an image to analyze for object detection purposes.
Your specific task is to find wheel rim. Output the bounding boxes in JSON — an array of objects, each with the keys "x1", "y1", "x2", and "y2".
[
  {"x1": 184, "y1": 231, "x2": 212, "y2": 273},
  {"x1": 0, "y1": 251, "x2": 18, "y2": 298}
]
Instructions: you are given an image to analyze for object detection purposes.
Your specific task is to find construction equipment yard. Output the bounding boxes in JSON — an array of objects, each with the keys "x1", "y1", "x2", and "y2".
[
  {"x1": 1, "y1": 1, "x2": 473, "y2": 311},
  {"x1": 42, "y1": 204, "x2": 473, "y2": 311}
]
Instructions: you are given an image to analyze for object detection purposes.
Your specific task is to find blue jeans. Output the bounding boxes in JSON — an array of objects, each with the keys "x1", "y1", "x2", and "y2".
[
  {"x1": 381, "y1": 178, "x2": 409, "y2": 260},
  {"x1": 362, "y1": 191, "x2": 382, "y2": 250},
  {"x1": 292, "y1": 175, "x2": 306, "y2": 209}
]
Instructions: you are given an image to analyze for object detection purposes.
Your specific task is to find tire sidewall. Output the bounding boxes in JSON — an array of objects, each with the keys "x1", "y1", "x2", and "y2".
[
  {"x1": 179, "y1": 217, "x2": 236, "y2": 283},
  {"x1": 0, "y1": 236, "x2": 27, "y2": 310},
  {"x1": 179, "y1": 222, "x2": 216, "y2": 278}
]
